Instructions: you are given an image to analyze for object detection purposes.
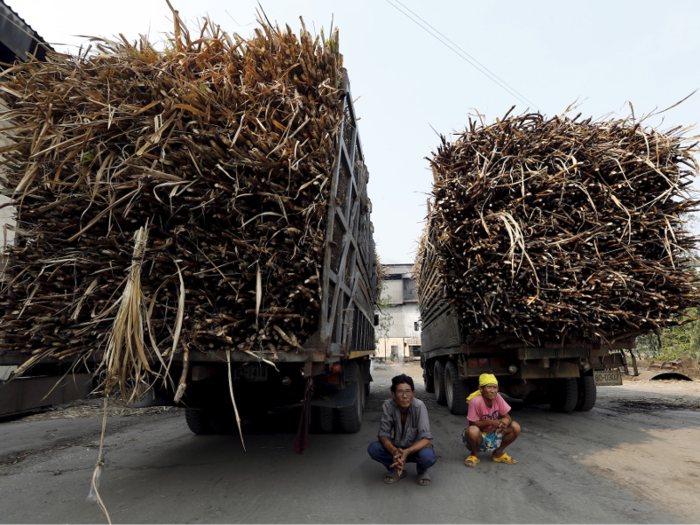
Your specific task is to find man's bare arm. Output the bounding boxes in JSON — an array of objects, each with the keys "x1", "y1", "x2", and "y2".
[
  {"x1": 399, "y1": 438, "x2": 432, "y2": 457},
  {"x1": 496, "y1": 414, "x2": 512, "y2": 430},
  {"x1": 469, "y1": 419, "x2": 499, "y2": 431},
  {"x1": 379, "y1": 436, "x2": 398, "y2": 455}
]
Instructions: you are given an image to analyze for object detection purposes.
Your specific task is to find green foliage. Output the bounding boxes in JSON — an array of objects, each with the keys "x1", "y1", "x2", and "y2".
[
  {"x1": 634, "y1": 252, "x2": 700, "y2": 363},
  {"x1": 374, "y1": 284, "x2": 393, "y2": 346},
  {"x1": 635, "y1": 307, "x2": 700, "y2": 363},
  {"x1": 682, "y1": 213, "x2": 700, "y2": 257}
]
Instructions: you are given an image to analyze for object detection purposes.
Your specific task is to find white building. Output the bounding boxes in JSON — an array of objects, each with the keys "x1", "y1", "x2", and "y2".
[
  {"x1": 0, "y1": 99, "x2": 14, "y2": 250},
  {"x1": 0, "y1": 1, "x2": 53, "y2": 251},
  {"x1": 375, "y1": 263, "x2": 421, "y2": 361}
]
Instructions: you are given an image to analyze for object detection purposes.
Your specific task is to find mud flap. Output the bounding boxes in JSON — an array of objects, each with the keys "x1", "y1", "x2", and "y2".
[{"x1": 294, "y1": 377, "x2": 314, "y2": 455}]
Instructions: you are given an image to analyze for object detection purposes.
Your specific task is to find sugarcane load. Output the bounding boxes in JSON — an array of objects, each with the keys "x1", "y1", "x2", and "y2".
[
  {"x1": 0, "y1": 12, "x2": 378, "y2": 441},
  {"x1": 417, "y1": 109, "x2": 700, "y2": 415}
]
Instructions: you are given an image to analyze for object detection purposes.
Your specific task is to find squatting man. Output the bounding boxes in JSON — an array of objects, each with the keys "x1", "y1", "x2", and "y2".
[
  {"x1": 462, "y1": 373, "x2": 521, "y2": 466},
  {"x1": 367, "y1": 374, "x2": 437, "y2": 485}
]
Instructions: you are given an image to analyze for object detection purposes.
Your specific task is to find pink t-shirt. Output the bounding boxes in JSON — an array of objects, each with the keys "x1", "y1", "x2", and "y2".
[{"x1": 467, "y1": 394, "x2": 511, "y2": 433}]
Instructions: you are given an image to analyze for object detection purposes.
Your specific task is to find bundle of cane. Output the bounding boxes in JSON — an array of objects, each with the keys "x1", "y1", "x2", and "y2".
[
  {"x1": 0, "y1": 11, "x2": 345, "y2": 398},
  {"x1": 417, "y1": 109, "x2": 700, "y2": 344}
]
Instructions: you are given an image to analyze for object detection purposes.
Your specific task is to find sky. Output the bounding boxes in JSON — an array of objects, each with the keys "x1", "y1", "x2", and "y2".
[{"x1": 6, "y1": 0, "x2": 700, "y2": 263}]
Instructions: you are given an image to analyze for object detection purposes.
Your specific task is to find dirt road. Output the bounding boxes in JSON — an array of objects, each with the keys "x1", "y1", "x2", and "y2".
[{"x1": 0, "y1": 362, "x2": 698, "y2": 523}]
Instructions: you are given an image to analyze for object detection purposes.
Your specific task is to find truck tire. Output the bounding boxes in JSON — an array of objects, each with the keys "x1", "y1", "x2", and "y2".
[
  {"x1": 312, "y1": 406, "x2": 334, "y2": 433},
  {"x1": 445, "y1": 361, "x2": 469, "y2": 415},
  {"x1": 434, "y1": 360, "x2": 447, "y2": 406},
  {"x1": 185, "y1": 408, "x2": 213, "y2": 435},
  {"x1": 338, "y1": 362, "x2": 363, "y2": 433},
  {"x1": 423, "y1": 366, "x2": 435, "y2": 393},
  {"x1": 548, "y1": 378, "x2": 578, "y2": 413},
  {"x1": 204, "y1": 406, "x2": 240, "y2": 433},
  {"x1": 575, "y1": 375, "x2": 597, "y2": 411}
]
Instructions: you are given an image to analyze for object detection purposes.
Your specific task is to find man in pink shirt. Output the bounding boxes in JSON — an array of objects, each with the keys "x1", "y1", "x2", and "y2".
[{"x1": 462, "y1": 373, "x2": 521, "y2": 467}]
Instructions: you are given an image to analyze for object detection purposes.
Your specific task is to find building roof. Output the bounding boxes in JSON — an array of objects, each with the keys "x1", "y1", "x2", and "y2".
[
  {"x1": 0, "y1": 0, "x2": 54, "y2": 67},
  {"x1": 383, "y1": 263, "x2": 414, "y2": 279}
]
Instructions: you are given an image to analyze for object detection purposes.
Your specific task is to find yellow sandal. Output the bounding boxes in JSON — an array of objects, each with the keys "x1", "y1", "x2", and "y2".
[
  {"x1": 492, "y1": 452, "x2": 517, "y2": 464},
  {"x1": 464, "y1": 455, "x2": 480, "y2": 467}
]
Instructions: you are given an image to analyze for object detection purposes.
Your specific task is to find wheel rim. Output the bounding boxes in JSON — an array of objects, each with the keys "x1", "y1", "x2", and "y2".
[{"x1": 446, "y1": 368, "x2": 454, "y2": 407}]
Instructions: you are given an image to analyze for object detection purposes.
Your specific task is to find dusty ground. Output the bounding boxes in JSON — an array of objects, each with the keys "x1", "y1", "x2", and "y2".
[
  {"x1": 370, "y1": 363, "x2": 700, "y2": 523},
  {"x1": 581, "y1": 378, "x2": 700, "y2": 522},
  {"x1": 12, "y1": 396, "x2": 179, "y2": 424},
  {"x1": 0, "y1": 363, "x2": 698, "y2": 523}
]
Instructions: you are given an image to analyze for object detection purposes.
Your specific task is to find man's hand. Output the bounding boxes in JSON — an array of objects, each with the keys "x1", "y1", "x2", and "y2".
[
  {"x1": 391, "y1": 448, "x2": 408, "y2": 476},
  {"x1": 380, "y1": 438, "x2": 406, "y2": 475},
  {"x1": 497, "y1": 415, "x2": 512, "y2": 432}
]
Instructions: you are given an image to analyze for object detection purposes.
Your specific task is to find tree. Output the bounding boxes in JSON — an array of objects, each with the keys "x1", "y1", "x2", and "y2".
[
  {"x1": 636, "y1": 308, "x2": 700, "y2": 363},
  {"x1": 374, "y1": 283, "x2": 394, "y2": 347}
]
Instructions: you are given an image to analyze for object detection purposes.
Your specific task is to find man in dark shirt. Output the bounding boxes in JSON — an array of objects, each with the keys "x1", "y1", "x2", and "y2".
[{"x1": 367, "y1": 374, "x2": 437, "y2": 486}]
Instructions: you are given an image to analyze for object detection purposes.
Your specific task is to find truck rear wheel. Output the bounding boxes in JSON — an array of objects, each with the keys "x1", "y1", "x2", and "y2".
[
  {"x1": 312, "y1": 406, "x2": 334, "y2": 433},
  {"x1": 434, "y1": 360, "x2": 447, "y2": 406},
  {"x1": 423, "y1": 366, "x2": 435, "y2": 393},
  {"x1": 548, "y1": 378, "x2": 578, "y2": 413},
  {"x1": 185, "y1": 408, "x2": 213, "y2": 435},
  {"x1": 575, "y1": 375, "x2": 596, "y2": 411},
  {"x1": 338, "y1": 362, "x2": 363, "y2": 433},
  {"x1": 445, "y1": 361, "x2": 469, "y2": 415}
]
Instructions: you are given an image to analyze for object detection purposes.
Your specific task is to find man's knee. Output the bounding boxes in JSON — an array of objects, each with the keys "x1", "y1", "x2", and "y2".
[
  {"x1": 368, "y1": 440, "x2": 387, "y2": 459},
  {"x1": 467, "y1": 425, "x2": 481, "y2": 441},
  {"x1": 508, "y1": 420, "x2": 521, "y2": 437},
  {"x1": 416, "y1": 446, "x2": 437, "y2": 468}
]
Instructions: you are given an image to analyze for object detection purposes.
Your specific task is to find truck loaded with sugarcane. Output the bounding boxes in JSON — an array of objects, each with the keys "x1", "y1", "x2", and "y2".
[
  {"x1": 0, "y1": 15, "x2": 378, "y2": 444},
  {"x1": 417, "y1": 112, "x2": 700, "y2": 415}
]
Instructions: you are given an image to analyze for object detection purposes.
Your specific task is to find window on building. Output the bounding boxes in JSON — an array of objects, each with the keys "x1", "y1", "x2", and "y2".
[{"x1": 403, "y1": 278, "x2": 417, "y2": 302}]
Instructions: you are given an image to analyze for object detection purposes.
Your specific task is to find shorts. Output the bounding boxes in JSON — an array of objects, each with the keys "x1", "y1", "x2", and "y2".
[{"x1": 461, "y1": 427, "x2": 503, "y2": 452}]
